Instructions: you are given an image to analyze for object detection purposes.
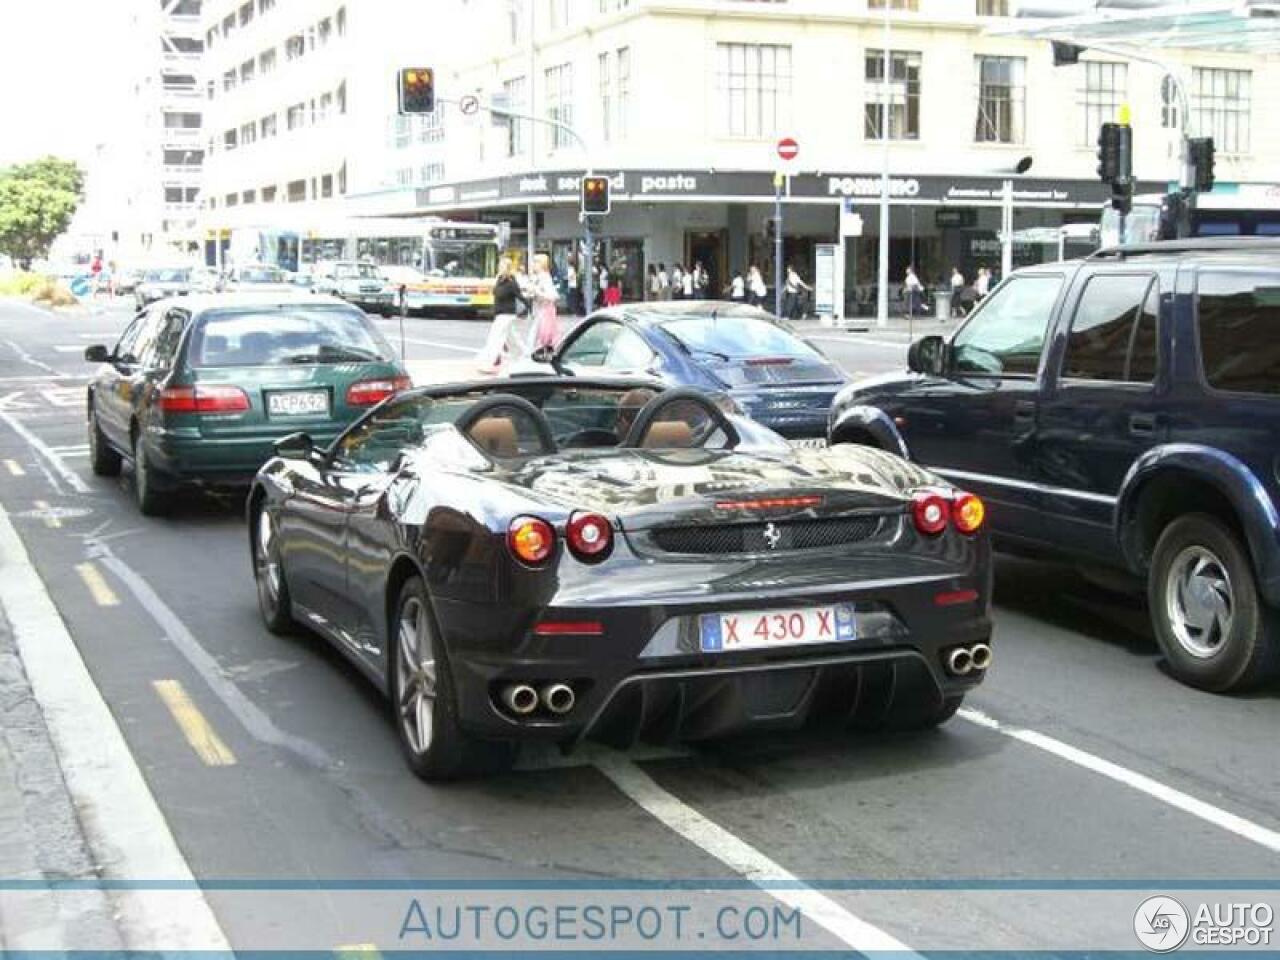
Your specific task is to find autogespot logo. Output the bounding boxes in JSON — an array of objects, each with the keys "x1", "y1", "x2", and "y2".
[{"x1": 1134, "y1": 896, "x2": 1191, "y2": 953}]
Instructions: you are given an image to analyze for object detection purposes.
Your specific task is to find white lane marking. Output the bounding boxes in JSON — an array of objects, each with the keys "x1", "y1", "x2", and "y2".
[
  {"x1": 0, "y1": 374, "x2": 89, "y2": 384},
  {"x1": 593, "y1": 752, "x2": 918, "y2": 955},
  {"x1": 394, "y1": 335, "x2": 477, "y2": 354},
  {"x1": 0, "y1": 391, "x2": 35, "y2": 411},
  {"x1": 34, "y1": 499, "x2": 61, "y2": 530},
  {"x1": 0, "y1": 504, "x2": 230, "y2": 950},
  {"x1": 53, "y1": 345, "x2": 88, "y2": 353},
  {"x1": 960, "y1": 708, "x2": 1280, "y2": 853},
  {"x1": 5, "y1": 459, "x2": 24, "y2": 476},
  {"x1": 0, "y1": 410, "x2": 90, "y2": 493},
  {"x1": 2, "y1": 337, "x2": 59, "y2": 374}
]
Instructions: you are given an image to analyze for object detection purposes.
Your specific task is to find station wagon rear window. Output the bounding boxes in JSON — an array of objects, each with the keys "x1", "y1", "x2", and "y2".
[
  {"x1": 1198, "y1": 269, "x2": 1280, "y2": 395},
  {"x1": 189, "y1": 308, "x2": 396, "y2": 368}
]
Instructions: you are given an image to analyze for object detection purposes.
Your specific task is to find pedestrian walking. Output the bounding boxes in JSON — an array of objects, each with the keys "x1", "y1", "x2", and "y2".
[
  {"x1": 903, "y1": 265, "x2": 924, "y2": 318},
  {"x1": 477, "y1": 256, "x2": 528, "y2": 374},
  {"x1": 748, "y1": 265, "x2": 767, "y2": 307},
  {"x1": 603, "y1": 266, "x2": 622, "y2": 307},
  {"x1": 784, "y1": 264, "x2": 811, "y2": 320},
  {"x1": 949, "y1": 266, "x2": 965, "y2": 318},
  {"x1": 682, "y1": 266, "x2": 694, "y2": 300},
  {"x1": 657, "y1": 263, "x2": 671, "y2": 300},
  {"x1": 975, "y1": 266, "x2": 991, "y2": 300},
  {"x1": 728, "y1": 270, "x2": 746, "y2": 303},
  {"x1": 566, "y1": 258, "x2": 583, "y2": 316},
  {"x1": 692, "y1": 262, "x2": 707, "y2": 299},
  {"x1": 529, "y1": 253, "x2": 561, "y2": 355},
  {"x1": 647, "y1": 264, "x2": 660, "y2": 301},
  {"x1": 670, "y1": 265, "x2": 684, "y2": 301}
]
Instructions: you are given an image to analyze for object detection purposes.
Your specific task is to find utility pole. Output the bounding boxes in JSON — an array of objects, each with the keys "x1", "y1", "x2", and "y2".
[
  {"x1": 773, "y1": 173, "x2": 784, "y2": 318},
  {"x1": 876, "y1": 5, "x2": 891, "y2": 328}
]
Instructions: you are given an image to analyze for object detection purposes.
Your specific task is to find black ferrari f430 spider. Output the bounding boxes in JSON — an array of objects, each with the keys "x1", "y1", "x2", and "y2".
[{"x1": 248, "y1": 377, "x2": 993, "y2": 780}]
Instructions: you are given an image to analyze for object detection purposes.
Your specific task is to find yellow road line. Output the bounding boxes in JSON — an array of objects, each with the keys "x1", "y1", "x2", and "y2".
[
  {"x1": 33, "y1": 499, "x2": 60, "y2": 529},
  {"x1": 152, "y1": 679, "x2": 237, "y2": 767},
  {"x1": 75, "y1": 562, "x2": 118, "y2": 605},
  {"x1": 5, "y1": 460, "x2": 23, "y2": 476}
]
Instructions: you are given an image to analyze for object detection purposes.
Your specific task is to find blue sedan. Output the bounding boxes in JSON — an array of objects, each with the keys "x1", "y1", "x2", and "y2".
[{"x1": 551, "y1": 302, "x2": 846, "y2": 440}]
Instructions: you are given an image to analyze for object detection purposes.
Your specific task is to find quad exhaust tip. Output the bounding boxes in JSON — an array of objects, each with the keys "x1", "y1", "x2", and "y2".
[
  {"x1": 970, "y1": 643, "x2": 993, "y2": 671},
  {"x1": 946, "y1": 647, "x2": 973, "y2": 676},
  {"x1": 502, "y1": 684, "x2": 539, "y2": 716},
  {"x1": 541, "y1": 682, "x2": 576, "y2": 716}
]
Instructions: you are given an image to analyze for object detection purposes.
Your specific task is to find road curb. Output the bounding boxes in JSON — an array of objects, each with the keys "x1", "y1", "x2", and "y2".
[{"x1": 0, "y1": 504, "x2": 230, "y2": 951}]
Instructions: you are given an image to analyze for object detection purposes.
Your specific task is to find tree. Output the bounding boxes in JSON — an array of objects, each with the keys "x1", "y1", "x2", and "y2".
[{"x1": 0, "y1": 156, "x2": 84, "y2": 265}]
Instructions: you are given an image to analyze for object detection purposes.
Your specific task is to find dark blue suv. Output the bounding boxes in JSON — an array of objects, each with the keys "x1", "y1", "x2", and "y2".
[{"x1": 830, "y1": 238, "x2": 1280, "y2": 692}]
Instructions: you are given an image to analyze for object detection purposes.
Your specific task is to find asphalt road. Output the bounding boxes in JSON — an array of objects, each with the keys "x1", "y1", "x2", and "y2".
[{"x1": 1, "y1": 297, "x2": 1277, "y2": 952}]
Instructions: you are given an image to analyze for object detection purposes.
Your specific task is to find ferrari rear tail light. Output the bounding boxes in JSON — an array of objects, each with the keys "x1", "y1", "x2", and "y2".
[
  {"x1": 566, "y1": 512, "x2": 613, "y2": 562},
  {"x1": 508, "y1": 516, "x2": 555, "y2": 566},
  {"x1": 911, "y1": 491, "x2": 950, "y2": 536},
  {"x1": 159, "y1": 385, "x2": 250, "y2": 414},
  {"x1": 952, "y1": 491, "x2": 986, "y2": 535},
  {"x1": 347, "y1": 375, "x2": 412, "y2": 407}
]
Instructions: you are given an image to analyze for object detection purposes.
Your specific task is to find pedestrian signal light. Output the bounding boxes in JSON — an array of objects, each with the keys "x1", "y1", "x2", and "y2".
[
  {"x1": 1189, "y1": 137, "x2": 1216, "y2": 193},
  {"x1": 581, "y1": 176, "x2": 611, "y2": 215},
  {"x1": 398, "y1": 68, "x2": 435, "y2": 115}
]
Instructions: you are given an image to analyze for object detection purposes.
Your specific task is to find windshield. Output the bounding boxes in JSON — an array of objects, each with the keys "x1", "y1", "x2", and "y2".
[
  {"x1": 146, "y1": 269, "x2": 190, "y2": 283},
  {"x1": 427, "y1": 240, "x2": 498, "y2": 278},
  {"x1": 236, "y1": 266, "x2": 287, "y2": 284},
  {"x1": 190, "y1": 307, "x2": 396, "y2": 368}
]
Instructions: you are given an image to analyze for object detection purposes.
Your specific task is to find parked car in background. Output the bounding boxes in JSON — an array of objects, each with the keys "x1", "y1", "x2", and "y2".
[
  {"x1": 224, "y1": 264, "x2": 296, "y2": 293},
  {"x1": 135, "y1": 267, "x2": 195, "y2": 309},
  {"x1": 829, "y1": 237, "x2": 1280, "y2": 692},
  {"x1": 248, "y1": 377, "x2": 992, "y2": 780},
  {"x1": 549, "y1": 302, "x2": 847, "y2": 441},
  {"x1": 114, "y1": 268, "x2": 143, "y2": 295},
  {"x1": 311, "y1": 260, "x2": 396, "y2": 315},
  {"x1": 84, "y1": 292, "x2": 411, "y2": 515},
  {"x1": 379, "y1": 264, "x2": 431, "y2": 314}
]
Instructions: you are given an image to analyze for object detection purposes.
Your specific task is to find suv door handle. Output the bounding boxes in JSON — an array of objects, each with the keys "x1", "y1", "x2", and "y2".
[
  {"x1": 1013, "y1": 401, "x2": 1037, "y2": 422},
  {"x1": 1129, "y1": 413, "x2": 1159, "y2": 437}
]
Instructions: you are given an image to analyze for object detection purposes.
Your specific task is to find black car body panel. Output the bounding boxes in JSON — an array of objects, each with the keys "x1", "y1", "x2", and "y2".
[{"x1": 250, "y1": 377, "x2": 992, "y2": 749}]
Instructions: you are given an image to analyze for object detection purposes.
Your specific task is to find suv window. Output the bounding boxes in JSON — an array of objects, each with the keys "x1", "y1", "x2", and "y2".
[
  {"x1": 951, "y1": 275, "x2": 1062, "y2": 376},
  {"x1": 1062, "y1": 274, "x2": 1157, "y2": 383},
  {"x1": 1198, "y1": 269, "x2": 1280, "y2": 395}
]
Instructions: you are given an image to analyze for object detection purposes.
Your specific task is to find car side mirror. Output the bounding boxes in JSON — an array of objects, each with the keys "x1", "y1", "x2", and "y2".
[
  {"x1": 84, "y1": 344, "x2": 110, "y2": 363},
  {"x1": 907, "y1": 335, "x2": 946, "y2": 376},
  {"x1": 273, "y1": 431, "x2": 315, "y2": 461}
]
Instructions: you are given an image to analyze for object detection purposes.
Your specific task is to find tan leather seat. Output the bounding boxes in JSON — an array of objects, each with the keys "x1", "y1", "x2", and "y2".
[
  {"x1": 642, "y1": 420, "x2": 694, "y2": 449},
  {"x1": 469, "y1": 417, "x2": 519, "y2": 457}
]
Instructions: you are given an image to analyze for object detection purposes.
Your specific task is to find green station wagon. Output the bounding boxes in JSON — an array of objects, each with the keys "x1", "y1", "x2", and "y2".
[{"x1": 85, "y1": 292, "x2": 411, "y2": 514}]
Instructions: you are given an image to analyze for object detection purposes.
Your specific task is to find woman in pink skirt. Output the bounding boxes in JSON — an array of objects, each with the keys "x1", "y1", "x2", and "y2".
[{"x1": 530, "y1": 253, "x2": 561, "y2": 353}]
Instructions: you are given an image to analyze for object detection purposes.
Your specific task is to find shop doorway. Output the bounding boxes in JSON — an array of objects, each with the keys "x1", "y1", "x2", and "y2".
[{"x1": 685, "y1": 230, "x2": 727, "y2": 297}]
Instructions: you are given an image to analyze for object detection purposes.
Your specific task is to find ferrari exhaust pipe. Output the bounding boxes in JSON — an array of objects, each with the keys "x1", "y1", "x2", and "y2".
[
  {"x1": 502, "y1": 684, "x2": 539, "y2": 716},
  {"x1": 970, "y1": 644, "x2": 993, "y2": 671},
  {"x1": 541, "y1": 683, "x2": 575, "y2": 716},
  {"x1": 946, "y1": 647, "x2": 973, "y2": 677}
]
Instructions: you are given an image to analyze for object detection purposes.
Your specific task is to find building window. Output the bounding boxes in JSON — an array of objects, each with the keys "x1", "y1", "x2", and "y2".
[
  {"x1": 544, "y1": 62, "x2": 574, "y2": 151},
  {"x1": 336, "y1": 6, "x2": 346, "y2": 35},
  {"x1": 242, "y1": 189, "x2": 256, "y2": 205},
  {"x1": 617, "y1": 47, "x2": 630, "y2": 140},
  {"x1": 599, "y1": 52, "x2": 613, "y2": 142},
  {"x1": 869, "y1": 0, "x2": 918, "y2": 8},
  {"x1": 318, "y1": 92, "x2": 333, "y2": 123},
  {"x1": 417, "y1": 106, "x2": 444, "y2": 144},
  {"x1": 240, "y1": 59, "x2": 255, "y2": 84},
  {"x1": 1161, "y1": 75, "x2": 1179, "y2": 130},
  {"x1": 287, "y1": 180, "x2": 307, "y2": 202},
  {"x1": 337, "y1": 81, "x2": 347, "y2": 114},
  {"x1": 975, "y1": 55, "x2": 1025, "y2": 143},
  {"x1": 976, "y1": 0, "x2": 1008, "y2": 14},
  {"x1": 1078, "y1": 61, "x2": 1126, "y2": 146},
  {"x1": 222, "y1": 69, "x2": 236, "y2": 92},
  {"x1": 286, "y1": 34, "x2": 305, "y2": 60},
  {"x1": 225, "y1": 193, "x2": 238, "y2": 208},
  {"x1": 1193, "y1": 67, "x2": 1251, "y2": 153},
  {"x1": 503, "y1": 76, "x2": 526, "y2": 156},
  {"x1": 864, "y1": 49, "x2": 921, "y2": 140},
  {"x1": 717, "y1": 42, "x2": 792, "y2": 139},
  {"x1": 419, "y1": 162, "x2": 446, "y2": 184},
  {"x1": 392, "y1": 115, "x2": 411, "y2": 148},
  {"x1": 260, "y1": 113, "x2": 277, "y2": 138},
  {"x1": 287, "y1": 102, "x2": 306, "y2": 130},
  {"x1": 240, "y1": 122, "x2": 257, "y2": 145},
  {"x1": 321, "y1": 174, "x2": 333, "y2": 199},
  {"x1": 257, "y1": 0, "x2": 275, "y2": 12},
  {"x1": 507, "y1": 0, "x2": 521, "y2": 43},
  {"x1": 546, "y1": 0, "x2": 571, "y2": 30},
  {"x1": 238, "y1": 1, "x2": 253, "y2": 26},
  {"x1": 262, "y1": 184, "x2": 277, "y2": 203},
  {"x1": 318, "y1": 17, "x2": 332, "y2": 44},
  {"x1": 259, "y1": 48, "x2": 276, "y2": 76},
  {"x1": 223, "y1": 129, "x2": 237, "y2": 150}
]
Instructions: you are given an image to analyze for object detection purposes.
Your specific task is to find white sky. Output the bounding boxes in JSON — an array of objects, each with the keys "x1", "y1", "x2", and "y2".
[{"x1": 0, "y1": 3, "x2": 129, "y2": 167}]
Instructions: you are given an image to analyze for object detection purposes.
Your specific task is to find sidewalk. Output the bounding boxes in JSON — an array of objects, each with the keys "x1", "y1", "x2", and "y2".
[{"x1": 0, "y1": 604, "x2": 123, "y2": 952}]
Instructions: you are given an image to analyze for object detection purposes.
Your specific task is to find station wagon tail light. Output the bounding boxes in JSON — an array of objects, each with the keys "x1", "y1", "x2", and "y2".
[
  {"x1": 508, "y1": 516, "x2": 555, "y2": 566},
  {"x1": 952, "y1": 491, "x2": 986, "y2": 535},
  {"x1": 159, "y1": 384, "x2": 249, "y2": 413},
  {"x1": 911, "y1": 491, "x2": 951, "y2": 536},
  {"x1": 346, "y1": 376, "x2": 412, "y2": 407},
  {"x1": 566, "y1": 512, "x2": 613, "y2": 562}
]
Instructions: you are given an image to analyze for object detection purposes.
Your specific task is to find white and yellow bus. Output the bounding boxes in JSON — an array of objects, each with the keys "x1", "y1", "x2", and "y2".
[{"x1": 298, "y1": 217, "x2": 501, "y2": 316}]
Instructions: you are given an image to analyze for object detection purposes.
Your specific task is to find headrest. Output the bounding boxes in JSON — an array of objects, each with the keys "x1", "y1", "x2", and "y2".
[
  {"x1": 642, "y1": 420, "x2": 694, "y2": 449},
  {"x1": 469, "y1": 416, "x2": 518, "y2": 457}
]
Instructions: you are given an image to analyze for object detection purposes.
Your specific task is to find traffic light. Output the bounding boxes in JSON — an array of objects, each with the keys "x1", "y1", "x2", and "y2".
[
  {"x1": 1188, "y1": 137, "x2": 1216, "y2": 193},
  {"x1": 581, "y1": 175, "x2": 611, "y2": 215},
  {"x1": 1110, "y1": 179, "x2": 1133, "y2": 217},
  {"x1": 398, "y1": 68, "x2": 435, "y2": 115},
  {"x1": 1096, "y1": 122, "x2": 1131, "y2": 185}
]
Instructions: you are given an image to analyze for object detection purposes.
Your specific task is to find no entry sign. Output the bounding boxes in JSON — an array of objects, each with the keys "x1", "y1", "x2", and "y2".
[{"x1": 777, "y1": 137, "x2": 799, "y2": 162}]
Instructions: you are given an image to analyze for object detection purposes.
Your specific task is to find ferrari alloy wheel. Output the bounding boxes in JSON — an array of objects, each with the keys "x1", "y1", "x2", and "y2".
[
  {"x1": 389, "y1": 577, "x2": 513, "y2": 781},
  {"x1": 87, "y1": 409, "x2": 121, "y2": 477},
  {"x1": 254, "y1": 503, "x2": 294, "y2": 635},
  {"x1": 1149, "y1": 513, "x2": 1280, "y2": 692}
]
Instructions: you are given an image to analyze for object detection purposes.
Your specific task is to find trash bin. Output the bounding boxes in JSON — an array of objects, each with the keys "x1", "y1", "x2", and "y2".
[{"x1": 934, "y1": 288, "x2": 952, "y2": 320}]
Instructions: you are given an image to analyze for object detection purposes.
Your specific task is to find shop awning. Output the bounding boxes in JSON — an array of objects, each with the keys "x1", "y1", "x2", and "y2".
[{"x1": 992, "y1": 1, "x2": 1280, "y2": 54}]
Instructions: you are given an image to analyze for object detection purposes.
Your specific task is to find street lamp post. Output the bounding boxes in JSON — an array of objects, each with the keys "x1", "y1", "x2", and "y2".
[{"x1": 876, "y1": 5, "x2": 892, "y2": 328}]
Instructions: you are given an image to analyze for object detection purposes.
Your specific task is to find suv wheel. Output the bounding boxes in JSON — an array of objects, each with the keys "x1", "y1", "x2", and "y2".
[{"x1": 1148, "y1": 513, "x2": 1280, "y2": 692}]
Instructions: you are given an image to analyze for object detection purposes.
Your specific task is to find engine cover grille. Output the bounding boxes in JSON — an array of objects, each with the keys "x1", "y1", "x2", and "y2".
[{"x1": 648, "y1": 515, "x2": 888, "y2": 555}]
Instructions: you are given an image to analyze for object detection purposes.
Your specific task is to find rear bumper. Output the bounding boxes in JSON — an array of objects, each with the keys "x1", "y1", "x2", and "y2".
[
  {"x1": 145, "y1": 430, "x2": 339, "y2": 486},
  {"x1": 437, "y1": 561, "x2": 992, "y2": 744}
]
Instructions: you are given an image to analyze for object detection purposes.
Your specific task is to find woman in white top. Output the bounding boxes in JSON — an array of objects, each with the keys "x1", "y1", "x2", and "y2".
[
  {"x1": 529, "y1": 254, "x2": 561, "y2": 353},
  {"x1": 729, "y1": 272, "x2": 746, "y2": 303},
  {"x1": 748, "y1": 266, "x2": 767, "y2": 306}
]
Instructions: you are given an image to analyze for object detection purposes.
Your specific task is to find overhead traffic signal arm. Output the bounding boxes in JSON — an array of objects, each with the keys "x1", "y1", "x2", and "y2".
[{"x1": 399, "y1": 68, "x2": 435, "y2": 115}]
